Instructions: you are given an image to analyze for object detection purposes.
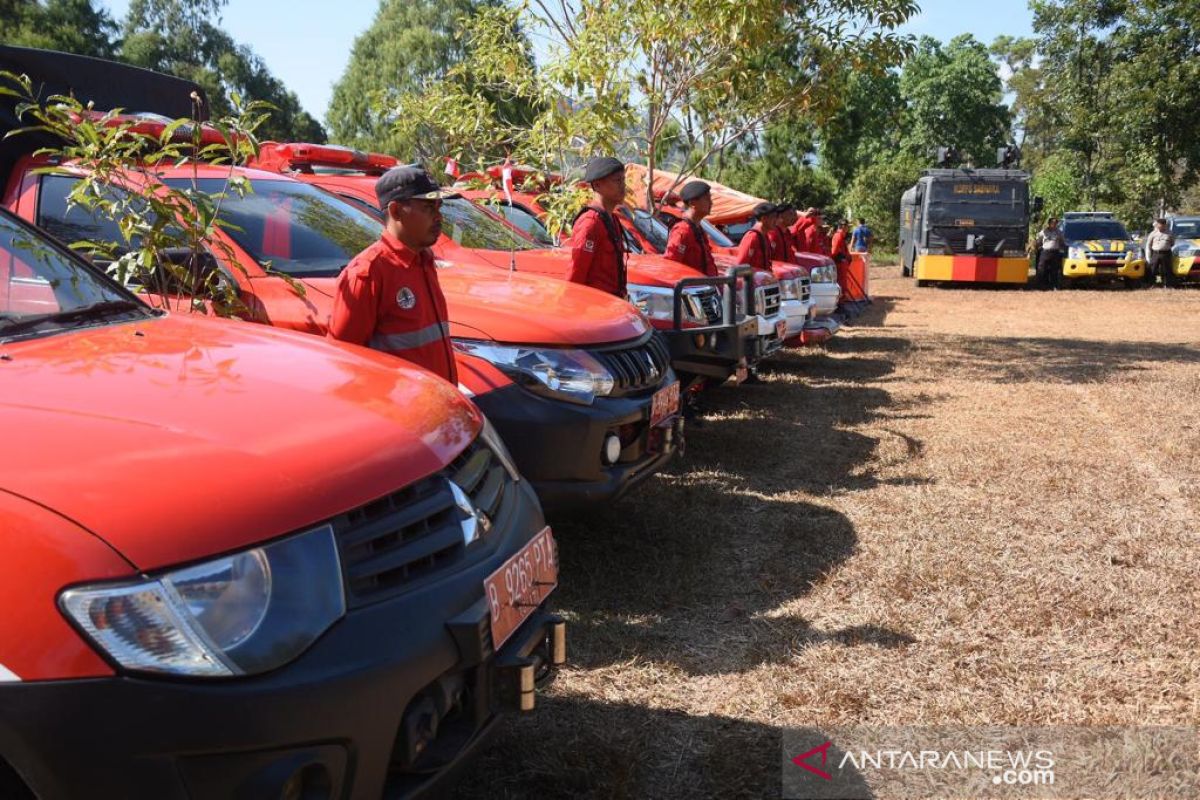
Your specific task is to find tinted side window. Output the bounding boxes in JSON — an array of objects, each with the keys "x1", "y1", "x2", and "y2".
[
  {"x1": 498, "y1": 203, "x2": 555, "y2": 245},
  {"x1": 37, "y1": 175, "x2": 135, "y2": 254}
]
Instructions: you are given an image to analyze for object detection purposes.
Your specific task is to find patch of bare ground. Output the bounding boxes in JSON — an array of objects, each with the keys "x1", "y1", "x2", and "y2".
[{"x1": 454, "y1": 266, "x2": 1200, "y2": 799}]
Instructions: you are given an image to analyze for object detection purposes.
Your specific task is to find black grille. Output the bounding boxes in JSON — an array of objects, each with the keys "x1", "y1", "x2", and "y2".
[
  {"x1": 697, "y1": 289, "x2": 722, "y2": 325},
  {"x1": 333, "y1": 440, "x2": 510, "y2": 608},
  {"x1": 592, "y1": 332, "x2": 671, "y2": 395},
  {"x1": 930, "y1": 227, "x2": 1025, "y2": 255},
  {"x1": 757, "y1": 285, "x2": 781, "y2": 317}
]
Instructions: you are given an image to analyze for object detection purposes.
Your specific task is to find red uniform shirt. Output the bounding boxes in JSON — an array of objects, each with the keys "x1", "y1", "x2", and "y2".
[
  {"x1": 768, "y1": 227, "x2": 796, "y2": 263},
  {"x1": 831, "y1": 229, "x2": 850, "y2": 262},
  {"x1": 664, "y1": 217, "x2": 717, "y2": 276},
  {"x1": 791, "y1": 217, "x2": 814, "y2": 249},
  {"x1": 804, "y1": 224, "x2": 831, "y2": 256},
  {"x1": 328, "y1": 231, "x2": 457, "y2": 384},
  {"x1": 733, "y1": 223, "x2": 774, "y2": 271},
  {"x1": 568, "y1": 206, "x2": 627, "y2": 296}
]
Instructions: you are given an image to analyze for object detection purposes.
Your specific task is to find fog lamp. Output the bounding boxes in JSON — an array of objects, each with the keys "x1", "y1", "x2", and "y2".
[{"x1": 603, "y1": 433, "x2": 622, "y2": 465}]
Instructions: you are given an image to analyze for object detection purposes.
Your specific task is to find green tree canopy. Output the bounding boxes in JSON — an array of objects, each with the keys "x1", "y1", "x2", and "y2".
[
  {"x1": 120, "y1": 0, "x2": 324, "y2": 142},
  {"x1": 899, "y1": 35, "x2": 1012, "y2": 166},
  {"x1": 326, "y1": 0, "x2": 507, "y2": 154},
  {"x1": 0, "y1": 0, "x2": 118, "y2": 58}
]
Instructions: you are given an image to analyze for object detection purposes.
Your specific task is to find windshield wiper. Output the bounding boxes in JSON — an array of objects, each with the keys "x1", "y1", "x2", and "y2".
[{"x1": 0, "y1": 300, "x2": 151, "y2": 338}]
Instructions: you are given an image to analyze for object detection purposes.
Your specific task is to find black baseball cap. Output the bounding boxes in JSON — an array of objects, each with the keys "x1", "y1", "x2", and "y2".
[
  {"x1": 752, "y1": 202, "x2": 778, "y2": 219},
  {"x1": 679, "y1": 181, "x2": 711, "y2": 203},
  {"x1": 376, "y1": 165, "x2": 459, "y2": 208},
  {"x1": 583, "y1": 156, "x2": 625, "y2": 183}
]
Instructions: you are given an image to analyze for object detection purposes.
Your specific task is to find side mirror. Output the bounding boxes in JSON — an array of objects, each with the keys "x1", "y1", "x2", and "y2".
[{"x1": 1031, "y1": 196, "x2": 1045, "y2": 215}]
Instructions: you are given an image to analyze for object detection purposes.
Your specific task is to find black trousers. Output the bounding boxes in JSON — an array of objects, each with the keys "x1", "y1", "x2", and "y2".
[
  {"x1": 1037, "y1": 250, "x2": 1063, "y2": 288},
  {"x1": 1149, "y1": 251, "x2": 1172, "y2": 284}
]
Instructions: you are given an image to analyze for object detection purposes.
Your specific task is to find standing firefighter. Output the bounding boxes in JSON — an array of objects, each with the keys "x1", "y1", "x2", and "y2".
[
  {"x1": 770, "y1": 205, "x2": 800, "y2": 262},
  {"x1": 664, "y1": 180, "x2": 718, "y2": 276},
  {"x1": 1033, "y1": 216, "x2": 1066, "y2": 290},
  {"x1": 568, "y1": 156, "x2": 629, "y2": 297},
  {"x1": 328, "y1": 165, "x2": 458, "y2": 382},
  {"x1": 1145, "y1": 218, "x2": 1175, "y2": 286},
  {"x1": 734, "y1": 202, "x2": 779, "y2": 270}
]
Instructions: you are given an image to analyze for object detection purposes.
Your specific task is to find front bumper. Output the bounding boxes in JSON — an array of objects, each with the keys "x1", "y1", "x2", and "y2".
[
  {"x1": 1063, "y1": 256, "x2": 1144, "y2": 279},
  {"x1": 1172, "y1": 254, "x2": 1200, "y2": 277},
  {"x1": 0, "y1": 480, "x2": 563, "y2": 800},
  {"x1": 788, "y1": 316, "x2": 840, "y2": 347},
  {"x1": 780, "y1": 297, "x2": 810, "y2": 339},
  {"x1": 746, "y1": 313, "x2": 786, "y2": 362},
  {"x1": 658, "y1": 319, "x2": 752, "y2": 383},
  {"x1": 808, "y1": 281, "x2": 840, "y2": 316},
  {"x1": 473, "y1": 377, "x2": 681, "y2": 511}
]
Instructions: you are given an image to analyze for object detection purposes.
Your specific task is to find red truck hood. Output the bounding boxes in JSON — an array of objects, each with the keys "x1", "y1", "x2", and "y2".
[
  {"x1": 294, "y1": 262, "x2": 648, "y2": 346},
  {"x1": 0, "y1": 314, "x2": 479, "y2": 571},
  {"x1": 440, "y1": 239, "x2": 708, "y2": 290}
]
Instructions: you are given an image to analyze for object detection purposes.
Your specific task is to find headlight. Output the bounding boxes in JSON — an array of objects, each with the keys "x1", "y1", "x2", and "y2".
[
  {"x1": 627, "y1": 284, "x2": 705, "y2": 325},
  {"x1": 453, "y1": 339, "x2": 615, "y2": 404},
  {"x1": 809, "y1": 265, "x2": 836, "y2": 283},
  {"x1": 778, "y1": 278, "x2": 800, "y2": 300},
  {"x1": 60, "y1": 525, "x2": 345, "y2": 677},
  {"x1": 1068, "y1": 246, "x2": 1085, "y2": 259}
]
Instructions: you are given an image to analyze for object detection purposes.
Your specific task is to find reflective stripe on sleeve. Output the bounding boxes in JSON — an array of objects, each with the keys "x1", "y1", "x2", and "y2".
[{"x1": 368, "y1": 321, "x2": 451, "y2": 352}]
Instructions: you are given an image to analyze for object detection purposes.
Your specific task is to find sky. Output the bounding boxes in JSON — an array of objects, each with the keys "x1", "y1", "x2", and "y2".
[{"x1": 100, "y1": 0, "x2": 1035, "y2": 126}]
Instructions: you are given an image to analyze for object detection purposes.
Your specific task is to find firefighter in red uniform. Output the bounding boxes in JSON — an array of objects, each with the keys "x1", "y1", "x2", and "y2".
[
  {"x1": 663, "y1": 180, "x2": 718, "y2": 276},
  {"x1": 733, "y1": 202, "x2": 779, "y2": 271},
  {"x1": 803, "y1": 209, "x2": 831, "y2": 256},
  {"x1": 568, "y1": 156, "x2": 628, "y2": 297},
  {"x1": 791, "y1": 207, "x2": 817, "y2": 252},
  {"x1": 328, "y1": 165, "x2": 459, "y2": 383},
  {"x1": 770, "y1": 204, "x2": 800, "y2": 263}
]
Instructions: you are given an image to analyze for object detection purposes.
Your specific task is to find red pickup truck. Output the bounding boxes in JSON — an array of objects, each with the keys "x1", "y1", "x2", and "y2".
[
  {"x1": 252, "y1": 144, "x2": 770, "y2": 387},
  {"x1": 0, "y1": 45, "x2": 564, "y2": 800}
]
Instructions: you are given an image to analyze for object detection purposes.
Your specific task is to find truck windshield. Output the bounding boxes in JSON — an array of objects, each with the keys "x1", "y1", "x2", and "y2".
[
  {"x1": 927, "y1": 181, "x2": 1028, "y2": 225},
  {"x1": 0, "y1": 211, "x2": 150, "y2": 342},
  {"x1": 441, "y1": 198, "x2": 541, "y2": 252},
  {"x1": 1171, "y1": 219, "x2": 1200, "y2": 238},
  {"x1": 1062, "y1": 220, "x2": 1129, "y2": 241},
  {"x1": 164, "y1": 177, "x2": 380, "y2": 277}
]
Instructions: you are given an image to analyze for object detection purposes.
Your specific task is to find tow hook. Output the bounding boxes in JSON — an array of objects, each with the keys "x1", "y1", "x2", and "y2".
[{"x1": 496, "y1": 614, "x2": 567, "y2": 713}]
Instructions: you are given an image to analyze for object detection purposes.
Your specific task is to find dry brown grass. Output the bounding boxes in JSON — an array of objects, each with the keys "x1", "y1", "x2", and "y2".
[{"x1": 454, "y1": 267, "x2": 1200, "y2": 799}]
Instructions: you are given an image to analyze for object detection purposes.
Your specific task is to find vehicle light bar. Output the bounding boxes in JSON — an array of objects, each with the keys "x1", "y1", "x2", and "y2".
[
  {"x1": 254, "y1": 142, "x2": 399, "y2": 175},
  {"x1": 72, "y1": 110, "x2": 229, "y2": 146}
]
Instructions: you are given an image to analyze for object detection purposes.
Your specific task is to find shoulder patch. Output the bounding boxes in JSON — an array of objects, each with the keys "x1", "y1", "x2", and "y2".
[{"x1": 584, "y1": 239, "x2": 596, "y2": 252}]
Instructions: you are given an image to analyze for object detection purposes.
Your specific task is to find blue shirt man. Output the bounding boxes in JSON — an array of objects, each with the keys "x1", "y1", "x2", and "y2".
[{"x1": 851, "y1": 218, "x2": 872, "y2": 252}]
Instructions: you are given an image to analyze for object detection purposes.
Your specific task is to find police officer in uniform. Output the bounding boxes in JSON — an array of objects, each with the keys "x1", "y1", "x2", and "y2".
[
  {"x1": 328, "y1": 165, "x2": 459, "y2": 383},
  {"x1": 568, "y1": 156, "x2": 628, "y2": 297},
  {"x1": 1145, "y1": 218, "x2": 1175, "y2": 287},
  {"x1": 1033, "y1": 216, "x2": 1065, "y2": 290},
  {"x1": 664, "y1": 180, "x2": 718, "y2": 276},
  {"x1": 734, "y1": 202, "x2": 779, "y2": 271}
]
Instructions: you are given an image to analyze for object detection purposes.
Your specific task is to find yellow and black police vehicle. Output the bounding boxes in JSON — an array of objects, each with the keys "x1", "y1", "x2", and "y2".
[
  {"x1": 1059, "y1": 211, "x2": 1145, "y2": 286},
  {"x1": 899, "y1": 168, "x2": 1035, "y2": 286},
  {"x1": 1165, "y1": 215, "x2": 1200, "y2": 285}
]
